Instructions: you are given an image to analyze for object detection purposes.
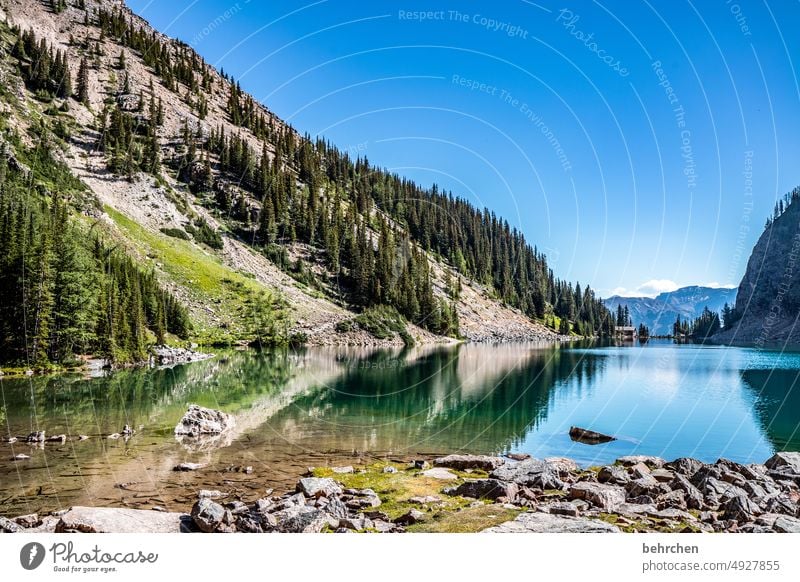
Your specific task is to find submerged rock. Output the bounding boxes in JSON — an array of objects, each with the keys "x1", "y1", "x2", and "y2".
[
  {"x1": 569, "y1": 426, "x2": 615, "y2": 444},
  {"x1": 174, "y1": 404, "x2": 234, "y2": 437}
]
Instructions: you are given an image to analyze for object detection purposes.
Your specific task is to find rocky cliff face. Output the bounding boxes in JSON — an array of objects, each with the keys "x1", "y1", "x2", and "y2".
[{"x1": 716, "y1": 199, "x2": 800, "y2": 345}]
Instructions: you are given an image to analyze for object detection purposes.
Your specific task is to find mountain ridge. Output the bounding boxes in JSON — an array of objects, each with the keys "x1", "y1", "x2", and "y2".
[
  {"x1": 0, "y1": 0, "x2": 618, "y2": 366},
  {"x1": 605, "y1": 285, "x2": 737, "y2": 335}
]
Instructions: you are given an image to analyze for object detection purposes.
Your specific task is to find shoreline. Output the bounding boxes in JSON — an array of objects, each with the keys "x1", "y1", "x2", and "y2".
[{"x1": 3, "y1": 451, "x2": 799, "y2": 534}]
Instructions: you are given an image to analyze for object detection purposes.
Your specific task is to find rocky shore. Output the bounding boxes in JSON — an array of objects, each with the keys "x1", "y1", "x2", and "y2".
[{"x1": 3, "y1": 451, "x2": 800, "y2": 534}]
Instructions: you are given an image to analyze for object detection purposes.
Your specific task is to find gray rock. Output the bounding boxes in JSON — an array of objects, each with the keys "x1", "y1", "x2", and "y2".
[
  {"x1": 174, "y1": 462, "x2": 205, "y2": 471},
  {"x1": 191, "y1": 498, "x2": 227, "y2": 532},
  {"x1": 46, "y1": 434, "x2": 66, "y2": 443},
  {"x1": 394, "y1": 508, "x2": 425, "y2": 525},
  {"x1": 721, "y1": 494, "x2": 761, "y2": 523},
  {"x1": 628, "y1": 462, "x2": 652, "y2": 479},
  {"x1": 597, "y1": 465, "x2": 630, "y2": 485},
  {"x1": 626, "y1": 475, "x2": 669, "y2": 498},
  {"x1": 765, "y1": 452, "x2": 800, "y2": 475},
  {"x1": 25, "y1": 431, "x2": 45, "y2": 443},
  {"x1": 420, "y1": 467, "x2": 458, "y2": 480},
  {"x1": 491, "y1": 459, "x2": 565, "y2": 490},
  {"x1": 0, "y1": 516, "x2": 21, "y2": 533},
  {"x1": 322, "y1": 496, "x2": 349, "y2": 520},
  {"x1": 506, "y1": 453, "x2": 531, "y2": 461},
  {"x1": 647, "y1": 507, "x2": 697, "y2": 522},
  {"x1": 58, "y1": 506, "x2": 190, "y2": 533},
  {"x1": 343, "y1": 488, "x2": 381, "y2": 509},
  {"x1": 651, "y1": 469, "x2": 675, "y2": 483},
  {"x1": 297, "y1": 477, "x2": 343, "y2": 498},
  {"x1": 408, "y1": 495, "x2": 441, "y2": 504},
  {"x1": 483, "y1": 511, "x2": 619, "y2": 533},
  {"x1": 670, "y1": 474, "x2": 704, "y2": 509},
  {"x1": 665, "y1": 457, "x2": 703, "y2": 477},
  {"x1": 617, "y1": 455, "x2": 665, "y2": 468},
  {"x1": 657, "y1": 490, "x2": 687, "y2": 510},
  {"x1": 14, "y1": 513, "x2": 41, "y2": 528},
  {"x1": 331, "y1": 466, "x2": 354, "y2": 474},
  {"x1": 548, "y1": 502, "x2": 579, "y2": 517},
  {"x1": 197, "y1": 489, "x2": 224, "y2": 499},
  {"x1": 339, "y1": 516, "x2": 373, "y2": 530},
  {"x1": 12, "y1": 453, "x2": 30, "y2": 461},
  {"x1": 174, "y1": 404, "x2": 234, "y2": 437},
  {"x1": 382, "y1": 466, "x2": 398, "y2": 473},
  {"x1": 773, "y1": 515, "x2": 800, "y2": 533},
  {"x1": 371, "y1": 519, "x2": 397, "y2": 533},
  {"x1": 569, "y1": 482, "x2": 627, "y2": 511},
  {"x1": 569, "y1": 426, "x2": 616, "y2": 444},
  {"x1": 446, "y1": 479, "x2": 518, "y2": 501},
  {"x1": 272, "y1": 506, "x2": 337, "y2": 533},
  {"x1": 759, "y1": 494, "x2": 797, "y2": 516},
  {"x1": 434, "y1": 454, "x2": 505, "y2": 471}
]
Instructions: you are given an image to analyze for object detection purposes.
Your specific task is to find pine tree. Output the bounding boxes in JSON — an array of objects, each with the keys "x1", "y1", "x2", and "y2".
[{"x1": 76, "y1": 57, "x2": 89, "y2": 104}]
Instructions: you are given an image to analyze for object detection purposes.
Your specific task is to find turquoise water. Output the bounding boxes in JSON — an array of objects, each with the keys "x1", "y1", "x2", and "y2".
[{"x1": 1, "y1": 341, "x2": 798, "y2": 515}]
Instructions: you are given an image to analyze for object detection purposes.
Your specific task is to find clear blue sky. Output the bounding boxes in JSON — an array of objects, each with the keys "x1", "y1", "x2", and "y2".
[{"x1": 127, "y1": 0, "x2": 800, "y2": 298}]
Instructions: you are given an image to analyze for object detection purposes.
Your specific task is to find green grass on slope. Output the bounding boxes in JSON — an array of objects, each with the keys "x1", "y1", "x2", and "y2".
[{"x1": 105, "y1": 205, "x2": 285, "y2": 344}]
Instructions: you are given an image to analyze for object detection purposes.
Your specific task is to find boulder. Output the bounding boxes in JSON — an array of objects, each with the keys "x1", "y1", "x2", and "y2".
[
  {"x1": 721, "y1": 495, "x2": 761, "y2": 523},
  {"x1": 490, "y1": 459, "x2": 565, "y2": 490},
  {"x1": 272, "y1": 506, "x2": 337, "y2": 533},
  {"x1": 394, "y1": 509, "x2": 425, "y2": 525},
  {"x1": 773, "y1": 515, "x2": 800, "y2": 533},
  {"x1": 626, "y1": 474, "x2": 669, "y2": 498},
  {"x1": 297, "y1": 477, "x2": 342, "y2": 498},
  {"x1": 14, "y1": 513, "x2": 41, "y2": 528},
  {"x1": 174, "y1": 462, "x2": 206, "y2": 472},
  {"x1": 617, "y1": 455, "x2": 665, "y2": 468},
  {"x1": 174, "y1": 404, "x2": 234, "y2": 437},
  {"x1": 506, "y1": 453, "x2": 531, "y2": 461},
  {"x1": 421, "y1": 467, "x2": 458, "y2": 480},
  {"x1": 569, "y1": 426, "x2": 615, "y2": 444},
  {"x1": 433, "y1": 454, "x2": 505, "y2": 471},
  {"x1": 339, "y1": 516, "x2": 373, "y2": 530},
  {"x1": 446, "y1": 479, "x2": 518, "y2": 501},
  {"x1": 569, "y1": 482, "x2": 627, "y2": 511},
  {"x1": 46, "y1": 434, "x2": 66, "y2": 443},
  {"x1": 765, "y1": 452, "x2": 800, "y2": 475},
  {"x1": 665, "y1": 457, "x2": 703, "y2": 477},
  {"x1": 342, "y1": 488, "x2": 381, "y2": 509},
  {"x1": 670, "y1": 474, "x2": 704, "y2": 509},
  {"x1": 57, "y1": 506, "x2": 190, "y2": 533},
  {"x1": 25, "y1": 431, "x2": 45, "y2": 443},
  {"x1": 548, "y1": 502, "x2": 579, "y2": 517},
  {"x1": 331, "y1": 466, "x2": 354, "y2": 474},
  {"x1": 657, "y1": 490, "x2": 687, "y2": 510},
  {"x1": 0, "y1": 516, "x2": 21, "y2": 533},
  {"x1": 191, "y1": 498, "x2": 228, "y2": 532},
  {"x1": 598, "y1": 465, "x2": 629, "y2": 485},
  {"x1": 483, "y1": 511, "x2": 619, "y2": 533},
  {"x1": 650, "y1": 469, "x2": 675, "y2": 483}
]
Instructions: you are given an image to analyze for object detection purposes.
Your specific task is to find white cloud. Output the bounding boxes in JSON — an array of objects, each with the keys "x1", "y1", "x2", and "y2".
[
  {"x1": 703, "y1": 281, "x2": 737, "y2": 289},
  {"x1": 634, "y1": 279, "x2": 679, "y2": 297}
]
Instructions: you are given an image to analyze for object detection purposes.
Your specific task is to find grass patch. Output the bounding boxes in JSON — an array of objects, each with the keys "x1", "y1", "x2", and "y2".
[
  {"x1": 312, "y1": 463, "x2": 518, "y2": 533},
  {"x1": 105, "y1": 205, "x2": 284, "y2": 343}
]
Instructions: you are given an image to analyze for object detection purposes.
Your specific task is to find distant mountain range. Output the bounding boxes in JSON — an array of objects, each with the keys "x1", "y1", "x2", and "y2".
[{"x1": 605, "y1": 286, "x2": 737, "y2": 335}]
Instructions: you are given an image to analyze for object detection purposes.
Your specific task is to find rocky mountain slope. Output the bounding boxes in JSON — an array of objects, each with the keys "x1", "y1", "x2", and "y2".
[
  {"x1": 0, "y1": 0, "x2": 611, "y2": 356},
  {"x1": 606, "y1": 286, "x2": 736, "y2": 335},
  {"x1": 715, "y1": 190, "x2": 800, "y2": 345}
]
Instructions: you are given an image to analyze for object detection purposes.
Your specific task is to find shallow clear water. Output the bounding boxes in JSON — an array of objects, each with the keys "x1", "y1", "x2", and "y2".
[{"x1": 1, "y1": 340, "x2": 799, "y2": 516}]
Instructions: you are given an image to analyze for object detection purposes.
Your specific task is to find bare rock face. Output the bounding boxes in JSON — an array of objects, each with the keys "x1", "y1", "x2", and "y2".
[
  {"x1": 56, "y1": 507, "x2": 190, "y2": 533},
  {"x1": 483, "y1": 511, "x2": 619, "y2": 533},
  {"x1": 174, "y1": 404, "x2": 234, "y2": 437}
]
